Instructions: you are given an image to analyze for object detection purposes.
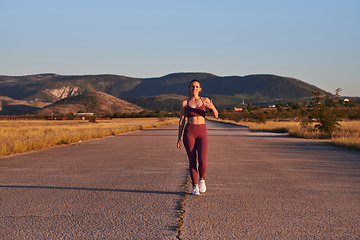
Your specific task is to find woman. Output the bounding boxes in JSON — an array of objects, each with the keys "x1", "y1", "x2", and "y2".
[{"x1": 177, "y1": 79, "x2": 218, "y2": 195}]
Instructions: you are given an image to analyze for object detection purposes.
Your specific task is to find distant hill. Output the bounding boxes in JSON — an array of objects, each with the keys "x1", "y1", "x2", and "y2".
[
  {"x1": 0, "y1": 74, "x2": 141, "y2": 102},
  {"x1": 0, "y1": 95, "x2": 50, "y2": 115},
  {"x1": 119, "y1": 73, "x2": 217, "y2": 99},
  {"x1": 36, "y1": 91, "x2": 145, "y2": 115},
  {"x1": 120, "y1": 73, "x2": 320, "y2": 99},
  {"x1": 122, "y1": 73, "x2": 322, "y2": 108},
  {"x1": 127, "y1": 94, "x2": 188, "y2": 111},
  {"x1": 0, "y1": 72, "x2": 327, "y2": 111}
]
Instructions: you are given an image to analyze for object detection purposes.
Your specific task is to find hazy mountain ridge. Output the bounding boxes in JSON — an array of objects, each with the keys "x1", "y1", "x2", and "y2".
[
  {"x1": 119, "y1": 73, "x2": 216, "y2": 98},
  {"x1": 0, "y1": 72, "x2": 328, "y2": 114},
  {"x1": 0, "y1": 74, "x2": 141, "y2": 101},
  {"x1": 0, "y1": 74, "x2": 58, "y2": 84},
  {"x1": 199, "y1": 75, "x2": 318, "y2": 98}
]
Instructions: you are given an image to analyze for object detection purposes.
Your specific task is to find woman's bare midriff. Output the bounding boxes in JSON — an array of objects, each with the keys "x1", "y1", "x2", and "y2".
[{"x1": 188, "y1": 116, "x2": 205, "y2": 124}]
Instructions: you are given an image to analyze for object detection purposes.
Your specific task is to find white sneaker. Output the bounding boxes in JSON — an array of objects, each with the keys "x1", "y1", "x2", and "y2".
[
  {"x1": 199, "y1": 180, "x2": 206, "y2": 193},
  {"x1": 192, "y1": 186, "x2": 200, "y2": 195}
]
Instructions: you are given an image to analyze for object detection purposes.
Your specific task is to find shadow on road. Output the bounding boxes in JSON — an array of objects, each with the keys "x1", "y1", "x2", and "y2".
[{"x1": 0, "y1": 185, "x2": 183, "y2": 195}]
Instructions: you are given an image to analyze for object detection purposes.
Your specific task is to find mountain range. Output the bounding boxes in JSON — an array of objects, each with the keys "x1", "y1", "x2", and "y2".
[{"x1": 0, "y1": 72, "x2": 326, "y2": 115}]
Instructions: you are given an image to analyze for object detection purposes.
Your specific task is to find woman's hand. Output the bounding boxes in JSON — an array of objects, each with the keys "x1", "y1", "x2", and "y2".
[
  {"x1": 177, "y1": 139, "x2": 182, "y2": 150},
  {"x1": 204, "y1": 98, "x2": 215, "y2": 111},
  {"x1": 204, "y1": 97, "x2": 218, "y2": 118}
]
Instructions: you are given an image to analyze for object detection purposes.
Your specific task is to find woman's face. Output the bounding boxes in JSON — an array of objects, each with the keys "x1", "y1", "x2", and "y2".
[{"x1": 189, "y1": 81, "x2": 201, "y2": 95}]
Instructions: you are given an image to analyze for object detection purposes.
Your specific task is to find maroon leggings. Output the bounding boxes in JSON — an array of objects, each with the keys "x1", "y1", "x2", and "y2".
[{"x1": 183, "y1": 123, "x2": 208, "y2": 185}]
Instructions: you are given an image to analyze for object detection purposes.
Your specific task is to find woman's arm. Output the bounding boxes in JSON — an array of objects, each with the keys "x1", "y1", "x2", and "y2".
[
  {"x1": 177, "y1": 100, "x2": 187, "y2": 150},
  {"x1": 204, "y1": 98, "x2": 218, "y2": 118}
]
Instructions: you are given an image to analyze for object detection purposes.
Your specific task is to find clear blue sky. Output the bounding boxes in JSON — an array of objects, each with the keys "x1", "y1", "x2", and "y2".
[{"x1": 1, "y1": 0, "x2": 359, "y2": 96}]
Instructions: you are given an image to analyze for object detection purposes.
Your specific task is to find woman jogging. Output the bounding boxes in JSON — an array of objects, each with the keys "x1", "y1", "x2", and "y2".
[{"x1": 177, "y1": 79, "x2": 218, "y2": 195}]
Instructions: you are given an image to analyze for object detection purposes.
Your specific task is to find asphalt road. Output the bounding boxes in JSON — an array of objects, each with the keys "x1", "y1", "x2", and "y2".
[{"x1": 1, "y1": 120, "x2": 359, "y2": 239}]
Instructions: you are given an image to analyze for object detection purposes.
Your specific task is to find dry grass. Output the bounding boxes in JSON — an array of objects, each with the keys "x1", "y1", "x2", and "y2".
[
  {"x1": 208, "y1": 117, "x2": 360, "y2": 150},
  {"x1": 0, "y1": 118, "x2": 178, "y2": 157},
  {"x1": 329, "y1": 121, "x2": 360, "y2": 150}
]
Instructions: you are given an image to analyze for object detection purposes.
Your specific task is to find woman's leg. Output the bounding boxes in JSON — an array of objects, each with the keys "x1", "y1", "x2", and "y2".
[
  {"x1": 197, "y1": 125, "x2": 208, "y2": 180},
  {"x1": 183, "y1": 125, "x2": 198, "y2": 185}
]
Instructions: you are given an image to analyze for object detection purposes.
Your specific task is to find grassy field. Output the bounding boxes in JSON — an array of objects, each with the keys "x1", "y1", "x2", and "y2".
[
  {"x1": 208, "y1": 117, "x2": 360, "y2": 151},
  {"x1": 0, "y1": 118, "x2": 178, "y2": 158}
]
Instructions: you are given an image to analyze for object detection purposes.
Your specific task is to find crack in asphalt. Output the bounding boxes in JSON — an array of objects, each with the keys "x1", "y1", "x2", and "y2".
[{"x1": 176, "y1": 175, "x2": 190, "y2": 239}]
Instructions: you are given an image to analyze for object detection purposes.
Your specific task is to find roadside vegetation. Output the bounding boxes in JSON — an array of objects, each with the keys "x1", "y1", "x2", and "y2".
[
  {"x1": 210, "y1": 118, "x2": 360, "y2": 151},
  {"x1": 0, "y1": 109, "x2": 180, "y2": 121},
  {"x1": 0, "y1": 118, "x2": 178, "y2": 158},
  {"x1": 212, "y1": 89, "x2": 360, "y2": 150}
]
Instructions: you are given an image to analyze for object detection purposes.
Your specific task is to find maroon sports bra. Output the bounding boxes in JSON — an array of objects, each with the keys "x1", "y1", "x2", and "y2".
[{"x1": 186, "y1": 98, "x2": 206, "y2": 118}]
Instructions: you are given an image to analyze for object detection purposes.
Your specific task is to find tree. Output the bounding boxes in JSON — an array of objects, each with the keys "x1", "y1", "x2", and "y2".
[
  {"x1": 256, "y1": 112, "x2": 266, "y2": 123},
  {"x1": 302, "y1": 89, "x2": 341, "y2": 136},
  {"x1": 276, "y1": 102, "x2": 284, "y2": 112},
  {"x1": 113, "y1": 112, "x2": 122, "y2": 118},
  {"x1": 292, "y1": 103, "x2": 302, "y2": 110},
  {"x1": 288, "y1": 101, "x2": 295, "y2": 108},
  {"x1": 246, "y1": 102, "x2": 253, "y2": 111}
]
